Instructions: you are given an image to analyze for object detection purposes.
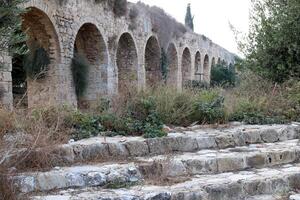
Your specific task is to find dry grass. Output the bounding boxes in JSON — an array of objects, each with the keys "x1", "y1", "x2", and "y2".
[
  {"x1": 0, "y1": 106, "x2": 77, "y2": 199},
  {"x1": 224, "y1": 71, "x2": 300, "y2": 122}
]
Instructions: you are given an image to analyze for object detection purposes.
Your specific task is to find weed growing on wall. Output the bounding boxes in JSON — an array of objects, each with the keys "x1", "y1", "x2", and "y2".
[
  {"x1": 71, "y1": 53, "x2": 89, "y2": 98},
  {"x1": 23, "y1": 47, "x2": 50, "y2": 79}
]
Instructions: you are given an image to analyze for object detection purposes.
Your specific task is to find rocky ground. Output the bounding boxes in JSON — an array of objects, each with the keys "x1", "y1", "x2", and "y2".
[{"x1": 11, "y1": 123, "x2": 300, "y2": 199}]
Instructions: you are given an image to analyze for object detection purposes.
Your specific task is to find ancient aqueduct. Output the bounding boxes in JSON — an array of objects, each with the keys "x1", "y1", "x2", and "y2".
[{"x1": 0, "y1": 0, "x2": 235, "y2": 109}]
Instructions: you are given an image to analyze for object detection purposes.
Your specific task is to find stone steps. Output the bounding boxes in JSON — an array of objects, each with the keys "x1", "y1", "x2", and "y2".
[
  {"x1": 45, "y1": 124, "x2": 299, "y2": 167},
  {"x1": 248, "y1": 194, "x2": 300, "y2": 200},
  {"x1": 14, "y1": 163, "x2": 142, "y2": 193},
  {"x1": 12, "y1": 124, "x2": 300, "y2": 199},
  {"x1": 246, "y1": 195, "x2": 288, "y2": 200},
  {"x1": 31, "y1": 163, "x2": 300, "y2": 200},
  {"x1": 15, "y1": 139, "x2": 300, "y2": 194}
]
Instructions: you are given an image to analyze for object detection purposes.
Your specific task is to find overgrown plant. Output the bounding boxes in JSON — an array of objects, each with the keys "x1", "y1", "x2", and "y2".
[
  {"x1": 0, "y1": 0, "x2": 28, "y2": 55},
  {"x1": 160, "y1": 48, "x2": 168, "y2": 82},
  {"x1": 210, "y1": 62, "x2": 236, "y2": 87},
  {"x1": 23, "y1": 46, "x2": 50, "y2": 79},
  {"x1": 71, "y1": 53, "x2": 90, "y2": 98}
]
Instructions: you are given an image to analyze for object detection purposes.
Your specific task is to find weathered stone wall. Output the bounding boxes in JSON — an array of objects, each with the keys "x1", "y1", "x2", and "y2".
[
  {"x1": 0, "y1": 51, "x2": 13, "y2": 109},
  {"x1": 0, "y1": 0, "x2": 236, "y2": 108}
]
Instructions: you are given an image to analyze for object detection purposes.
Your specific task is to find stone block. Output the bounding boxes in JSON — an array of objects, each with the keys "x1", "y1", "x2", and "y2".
[
  {"x1": 36, "y1": 172, "x2": 68, "y2": 191},
  {"x1": 184, "y1": 158, "x2": 218, "y2": 175},
  {"x1": 173, "y1": 136, "x2": 199, "y2": 152},
  {"x1": 196, "y1": 136, "x2": 217, "y2": 149},
  {"x1": 215, "y1": 134, "x2": 235, "y2": 149},
  {"x1": 204, "y1": 182, "x2": 243, "y2": 200},
  {"x1": 125, "y1": 141, "x2": 149, "y2": 157},
  {"x1": 217, "y1": 156, "x2": 246, "y2": 172},
  {"x1": 107, "y1": 143, "x2": 129, "y2": 157},
  {"x1": 260, "y1": 129, "x2": 280, "y2": 143},
  {"x1": 246, "y1": 153, "x2": 266, "y2": 168}
]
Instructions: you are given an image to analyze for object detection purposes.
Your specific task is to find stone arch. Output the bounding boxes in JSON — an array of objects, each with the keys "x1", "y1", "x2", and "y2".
[
  {"x1": 166, "y1": 42, "x2": 178, "y2": 87},
  {"x1": 222, "y1": 59, "x2": 226, "y2": 65},
  {"x1": 203, "y1": 54, "x2": 210, "y2": 82},
  {"x1": 195, "y1": 51, "x2": 201, "y2": 72},
  {"x1": 116, "y1": 32, "x2": 138, "y2": 93},
  {"x1": 73, "y1": 23, "x2": 108, "y2": 108},
  {"x1": 144, "y1": 36, "x2": 162, "y2": 87},
  {"x1": 194, "y1": 51, "x2": 201, "y2": 81},
  {"x1": 12, "y1": 7, "x2": 61, "y2": 108},
  {"x1": 217, "y1": 57, "x2": 221, "y2": 65},
  {"x1": 211, "y1": 57, "x2": 216, "y2": 67},
  {"x1": 181, "y1": 47, "x2": 192, "y2": 86}
]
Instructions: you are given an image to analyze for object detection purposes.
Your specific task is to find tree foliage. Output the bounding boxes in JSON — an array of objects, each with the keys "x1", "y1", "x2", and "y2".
[
  {"x1": 0, "y1": 0, "x2": 27, "y2": 55},
  {"x1": 185, "y1": 3, "x2": 194, "y2": 31},
  {"x1": 241, "y1": 0, "x2": 300, "y2": 83},
  {"x1": 210, "y1": 62, "x2": 236, "y2": 87}
]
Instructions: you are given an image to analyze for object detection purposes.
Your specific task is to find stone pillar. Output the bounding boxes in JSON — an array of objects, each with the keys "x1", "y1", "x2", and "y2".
[{"x1": 0, "y1": 51, "x2": 13, "y2": 110}]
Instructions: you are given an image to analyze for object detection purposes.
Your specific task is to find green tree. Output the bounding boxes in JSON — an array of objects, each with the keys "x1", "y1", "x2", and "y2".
[
  {"x1": 241, "y1": 0, "x2": 300, "y2": 83},
  {"x1": 185, "y1": 3, "x2": 194, "y2": 31},
  {"x1": 210, "y1": 62, "x2": 236, "y2": 87},
  {"x1": 0, "y1": 0, "x2": 27, "y2": 55}
]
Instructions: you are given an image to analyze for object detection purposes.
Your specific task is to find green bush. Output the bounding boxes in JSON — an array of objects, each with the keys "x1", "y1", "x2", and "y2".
[
  {"x1": 66, "y1": 111, "x2": 103, "y2": 141},
  {"x1": 71, "y1": 53, "x2": 89, "y2": 98},
  {"x1": 210, "y1": 63, "x2": 236, "y2": 87},
  {"x1": 184, "y1": 80, "x2": 210, "y2": 90},
  {"x1": 229, "y1": 100, "x2": 287, "y2": 124},
  {"x1": 190, "y1": 90, "x2": 226, "y2": 124},
  {"x1": 127, "y1": 96, "x2": 166, "y2": 138}
]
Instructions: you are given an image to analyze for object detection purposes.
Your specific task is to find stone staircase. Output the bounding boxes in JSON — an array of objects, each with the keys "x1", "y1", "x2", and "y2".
[{"x1": 13, "y1": 124, "x2": 300, "y2": 200}]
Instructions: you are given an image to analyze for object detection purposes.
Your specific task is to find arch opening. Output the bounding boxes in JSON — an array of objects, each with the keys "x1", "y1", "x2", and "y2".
[
  {"x1": 211, "y1": 57, "x2": 216, "y2": 67},
  {"x1": 12, "y1": 7, "x2": 60, "y2": 108},
  {"x1": 116, "y1": 33, "x2": 138, "y2": 93},
  {"x1": 181, "y1": 47, "x2": 192, "y2": 86},
  {"x1": 166, "y1": 43, "x2": 178, "y2": 87},
  {"x1": 194, "y1": 51, "x2": 201, "y2": 81},
  {"x1": 73, "y1": 23, "x2": 108, "y2": 108},
  {"x1": 203, "y1": 54, "x2": 210, "y2": 82},
  {"x1": 217, "y1": 58, "x2": 221, "y2": 65},
  {"x1": 145, "y1": 36, "x2": 162, "y2": 87}
]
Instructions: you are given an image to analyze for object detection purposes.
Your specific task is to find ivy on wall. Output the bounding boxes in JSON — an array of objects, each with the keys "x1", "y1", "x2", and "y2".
[
  {"x1": 23, "y1": 47, "x2": 50, "y2": 79},
  {"x1": 160, "y1": 48, "x2": 168, "y2": 82},
  {"x1": 71, "y1": 53, "x2": 90, "y2": 98}
]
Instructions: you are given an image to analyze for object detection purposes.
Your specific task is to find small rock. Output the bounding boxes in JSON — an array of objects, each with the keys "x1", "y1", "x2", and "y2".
[
  {"x1": 290, "y1": 194, "x2": 300, "y2": 200},
  {"x1": 163, "y1": 125, "x2": 172, "y2": 133},
  {"x1": 54, "y1": 166, "x2": 61, "y2": 171},
  {"x1": 128, "y1": 167, "x2": 137, "y2": 175},
  {"x1": 68, "y1": 139, "x2": 75, "y2": 144}
]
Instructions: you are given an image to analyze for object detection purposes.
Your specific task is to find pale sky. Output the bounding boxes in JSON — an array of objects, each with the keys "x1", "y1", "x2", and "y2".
[{"x1": 129, "y1": 0, "x2": 250, "y2": 55}]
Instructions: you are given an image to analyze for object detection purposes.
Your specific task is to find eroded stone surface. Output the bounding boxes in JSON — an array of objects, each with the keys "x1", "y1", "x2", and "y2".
[
  {"x1": 16, "y1": 139, "x2": 300, "y2": 194},
  {"x1": 15, "y1": 163, "x2": 141, "y2": 193},
  {"x1": 31, "y1": 164, "x2": 300, "y2": 200},
  {"x1": 45, "y1": 124, "x2": 300, "y2": 165}
]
